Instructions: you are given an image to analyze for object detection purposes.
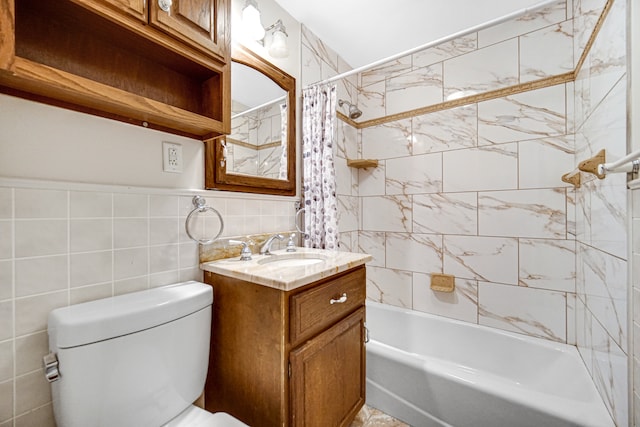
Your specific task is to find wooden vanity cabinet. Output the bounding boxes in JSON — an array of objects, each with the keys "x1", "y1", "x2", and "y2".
[
  {"x1": 204, "y1": 266, "x2": 366, "y2": 427},
  {"x1": 0, "y1": 0, "x2": 230, "y2": 139}
]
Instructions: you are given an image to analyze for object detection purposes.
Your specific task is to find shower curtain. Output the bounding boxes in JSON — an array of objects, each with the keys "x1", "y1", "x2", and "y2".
[{"x1": 302, "y1": 84, "x2": 339, "y2": 250}]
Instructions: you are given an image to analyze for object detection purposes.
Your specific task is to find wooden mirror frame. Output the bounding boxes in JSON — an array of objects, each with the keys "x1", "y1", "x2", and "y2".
[{"x1": 205, "y1": 45, "x2": 296, "y2": 196}]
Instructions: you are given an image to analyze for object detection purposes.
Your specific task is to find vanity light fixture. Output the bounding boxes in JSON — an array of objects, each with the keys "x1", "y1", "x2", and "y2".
[
  {"x1": 241, "y1": 0, "x2": 289, "y2": 58},
  {"x1": 242, "y1": 0, "x2": 265, "y2": 41},
  {"x1": 266, "y1": 20, "x2": 289, "y2": 58}
]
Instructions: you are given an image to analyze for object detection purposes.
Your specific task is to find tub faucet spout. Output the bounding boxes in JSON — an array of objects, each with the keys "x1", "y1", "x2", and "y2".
[{"x1": 260, "y1": 234, "x2": 284, "y2": 255}]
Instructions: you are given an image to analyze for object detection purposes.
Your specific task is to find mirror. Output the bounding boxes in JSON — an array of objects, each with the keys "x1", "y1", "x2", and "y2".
[{"x1": 205, "y1": 45, "x2": 296, "y2": 196}]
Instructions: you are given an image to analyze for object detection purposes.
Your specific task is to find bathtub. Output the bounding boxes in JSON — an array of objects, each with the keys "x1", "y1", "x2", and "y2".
[{"x1": 365, "y1": 301, "x2": 614, "y2": 427}]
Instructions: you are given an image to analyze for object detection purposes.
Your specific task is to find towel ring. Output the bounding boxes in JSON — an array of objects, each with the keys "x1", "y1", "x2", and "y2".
[
  {"x1": 185, "y1": 196, "x2": 224, "y2": 244},
  {"x1": 295, "y1": 207, "x2": 305, "y2": 234}
]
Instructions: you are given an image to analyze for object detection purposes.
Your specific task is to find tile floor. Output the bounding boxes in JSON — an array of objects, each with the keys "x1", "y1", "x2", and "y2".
[{"x1": 350, "y1": 405, "x2": 409, "y2": 427}]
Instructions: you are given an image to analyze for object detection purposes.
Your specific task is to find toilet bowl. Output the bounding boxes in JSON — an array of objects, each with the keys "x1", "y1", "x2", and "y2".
[
  {"x1": 164, "y1": 405, "x2": 248, "y2": 426},
  {"x1": 45, "y1": 281, "x2": 248, "y2": 427}
]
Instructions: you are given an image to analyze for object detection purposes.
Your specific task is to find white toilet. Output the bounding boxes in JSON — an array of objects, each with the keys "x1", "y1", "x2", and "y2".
[{"x1": 44, "y1": 281, "x2": 248, "y2": 427}]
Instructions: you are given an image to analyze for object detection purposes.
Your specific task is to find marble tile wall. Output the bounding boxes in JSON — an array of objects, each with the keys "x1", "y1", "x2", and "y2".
[
  {"x1": 301, "y1": 24, "x2": 361, "y2": 252},
  {"x1": 358, "y1": 0, "x2": 573, "y2": 121},
  {"x1": 0, "y1": 184, "x2": 295, "y2": 426},
  {"x1": 632, "y1": 188, "x2": 640, "y2": 427},
  {"x1": 229, "y1": 102, "x2": 284, "y2": 179},
  {"x1": 572, "y1": 0, "x2": 628, "y2": 425},
  {"x1": 306, "y1": 0, "x2": 627, "y2": 424},
  {"x1": 357, "y1": 82, "x2": 576, "y2": 344},
  {"x1": 301, "y1": 3, "x2": 580, "y2": 344}
]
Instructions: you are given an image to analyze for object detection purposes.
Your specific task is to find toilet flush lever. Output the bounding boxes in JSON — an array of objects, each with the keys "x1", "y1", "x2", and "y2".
[{"x1": 43, "y1": 352, "x2": 60, "y2": 383}]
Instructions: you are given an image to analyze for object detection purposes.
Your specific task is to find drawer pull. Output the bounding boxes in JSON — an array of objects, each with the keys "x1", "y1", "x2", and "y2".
[{"x1": 330, "y1": 293, "x2": 347, "y2": 304}]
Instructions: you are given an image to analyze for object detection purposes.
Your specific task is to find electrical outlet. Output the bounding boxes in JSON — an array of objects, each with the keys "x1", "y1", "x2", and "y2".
[{"x1": 162, "y1": 141, "x2": 182, "y2": 173}]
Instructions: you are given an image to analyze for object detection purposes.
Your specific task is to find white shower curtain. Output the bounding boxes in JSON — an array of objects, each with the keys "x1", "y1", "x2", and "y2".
[{"x1": 302, "y1": 84, "x2": 339, "y2": 250}]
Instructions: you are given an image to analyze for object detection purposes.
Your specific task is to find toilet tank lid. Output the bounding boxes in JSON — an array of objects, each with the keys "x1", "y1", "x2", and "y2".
[{"x1": 48, "y1": 281, "x2": 213, "y2": 349}]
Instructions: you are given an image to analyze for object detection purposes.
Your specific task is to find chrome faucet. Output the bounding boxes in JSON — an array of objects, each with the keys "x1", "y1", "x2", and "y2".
[{"x1": 260, "y1": 234, "x2": 284, "y2": 255}]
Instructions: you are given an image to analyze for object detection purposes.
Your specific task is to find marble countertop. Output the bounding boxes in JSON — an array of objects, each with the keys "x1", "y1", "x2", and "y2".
[{"x1": 200, "y1": 247, "x2": 371, "y2": 291}]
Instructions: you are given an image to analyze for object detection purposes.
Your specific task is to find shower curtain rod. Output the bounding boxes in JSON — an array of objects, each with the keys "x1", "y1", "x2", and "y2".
[
  {"x1": 231, "y1": 95, "x2": 287, "y2": 120},
  {"x1": 305, "y1": 0, "x2": 560, "y2": 88},
  {"x1": 599, "y1": 149, "x2": 640, "y2": 176}
]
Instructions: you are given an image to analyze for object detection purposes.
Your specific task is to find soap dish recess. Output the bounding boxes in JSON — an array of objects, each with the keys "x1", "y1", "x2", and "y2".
[{"x1": 431, "y1": 273, "x2": 455, "y2": 293}]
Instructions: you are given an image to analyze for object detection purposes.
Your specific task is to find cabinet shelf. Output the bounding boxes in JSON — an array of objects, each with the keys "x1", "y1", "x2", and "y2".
[
  {"x1": 347, "y1": 159, "x2": 379, "y2": 169},
  {"x1": 1, "y1": 57, "x2": 225, "y2": 137}
]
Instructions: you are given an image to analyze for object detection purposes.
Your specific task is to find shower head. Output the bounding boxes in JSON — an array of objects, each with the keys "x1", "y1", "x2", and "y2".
[{"x1": 338, "y1": 99, "x2": 363, "y2": 120}]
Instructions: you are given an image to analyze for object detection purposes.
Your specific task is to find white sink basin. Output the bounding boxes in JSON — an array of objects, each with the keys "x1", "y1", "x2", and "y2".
[{"x1": 257, "y1": 253, "x2": 328, "y2": 267}]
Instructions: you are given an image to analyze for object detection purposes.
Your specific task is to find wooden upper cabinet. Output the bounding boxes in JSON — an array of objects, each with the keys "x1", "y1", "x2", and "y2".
[
  {"x1": 150, "y1": 0, "x2": 229, "y2": 62},
  {"x1": 83, "y1": 0, "x2": 148, "y2": 23},
  {"x1": 73, "y1": 0, "x2": 229, "y2": 63},
  {"x1": 0, "y1": 0, "x2": 231, "y2": 139}
]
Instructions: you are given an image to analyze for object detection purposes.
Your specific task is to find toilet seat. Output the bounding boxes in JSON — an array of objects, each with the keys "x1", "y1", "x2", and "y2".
[{"x1": 163, "y1": 405, "x2": 249, "y2": 427}]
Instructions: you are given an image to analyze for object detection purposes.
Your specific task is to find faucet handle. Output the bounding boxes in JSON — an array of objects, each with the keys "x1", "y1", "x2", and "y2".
[
  {"x1": 286, "y1": 233, "x2": 296, "y2": 252},
  {"x1": 229, "y1": 239, "x2": 252, "y2": 261}
]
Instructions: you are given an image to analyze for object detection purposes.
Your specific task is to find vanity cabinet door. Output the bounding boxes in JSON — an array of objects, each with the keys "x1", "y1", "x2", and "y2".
[
  {"x1": 289, "y1": 308, "x2": 366, "y2": 427},
  {"x1": 150, "y1": 0, "x2": 229, "y2": 61}
]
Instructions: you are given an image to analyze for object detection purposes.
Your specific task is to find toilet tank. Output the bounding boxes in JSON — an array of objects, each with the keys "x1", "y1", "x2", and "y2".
[{"x1": 47, "y1": 281, "x2": 213, "y2": 427}]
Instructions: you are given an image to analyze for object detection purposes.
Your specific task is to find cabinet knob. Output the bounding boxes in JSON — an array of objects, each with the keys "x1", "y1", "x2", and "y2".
[
  {"x1": 330, "y1": 293, "x2": 347, "y2": 305},
  {"x1": 158, "y1": 0, "x2": 172, "y2": 12}
]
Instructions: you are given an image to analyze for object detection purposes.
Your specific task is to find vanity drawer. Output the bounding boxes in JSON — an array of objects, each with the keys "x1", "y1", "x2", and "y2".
[{"x1": 290, "y1": 267, "x2": 365, "y2": 345}]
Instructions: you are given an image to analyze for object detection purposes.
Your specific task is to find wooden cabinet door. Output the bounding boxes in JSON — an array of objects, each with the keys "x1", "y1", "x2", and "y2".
[
  {"x1": 149, "y1": 0, "x2": 229, "y2": 61},
  {"x1": 290, "y1": 308, "x2": 366, "y2": 427},
  {"x1": 73, "y1": 0, "x2": 148, "y2": 23}
]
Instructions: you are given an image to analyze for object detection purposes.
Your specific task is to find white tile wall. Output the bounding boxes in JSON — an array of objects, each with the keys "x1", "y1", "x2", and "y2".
[
  {"x1": 385, "y1": 153, "x2": 442, "y2": 195},
  {"x1": 478, "y1": 189, "x2": 566, "y2": 238},
  {"x1": 442, "y1": 144, "x2": 518, "y2": 192},
  {"x1": 386, "y1": 64, "x2": 443, "y2": 115},
  {"x1": 412, "y1": 34, "x2": 478, "y2": 69},
  {"x1": 520, "y1": 20, "x2": 574, "y2": 82},
  {"x1": 478, "y1": 281, "x2": 567, "y2": 342},
  {"x1": 320, "y1": 2, "x2": 597, "y2": 370},
  {"x1": 478, "y1": 85, "x2": 567, "y2": 145},
  {"x1": 518, "y1": 136, "x2": 575, "y2": 189},
  {"x1": 412, "y1": 193, "x2": 478, "y2": 236},
  {"x1": 413, "y1": 275, "x2": 479, "y2": 323},
  {"x1": 477, "y1": 0, "x2": 568, "y2": 48},
  {"x1": 361, "y1": 196, "x2": 412, "y2": 232},
  {"x1": 444, "y1": 39, "x2": 519, "y2": 98},
  {"x1": 310, "y1": 1, "x2": 629, "y2": 423},
  {"x1": 385, "y1": 233, "x2": 442, "y2": 274},
  {"x1": 0, "y1": 183, "x2": 295, "y2": 425},
  {"x1": 444, "y1": 235, "x2": 519, "y2": 285},
  {"x1": 412, "y1": 105, "x2": 478, "y2": 154},
  {"x1": 519, "y1": 239, "x2": 576, "y2": 292}
]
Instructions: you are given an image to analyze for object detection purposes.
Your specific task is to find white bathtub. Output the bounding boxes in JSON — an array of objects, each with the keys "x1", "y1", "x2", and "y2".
[{"x1": 365, "y1": 301, "x2": 614, "y2": 427}]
